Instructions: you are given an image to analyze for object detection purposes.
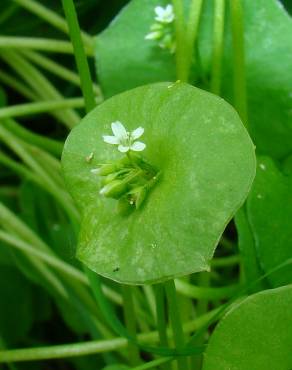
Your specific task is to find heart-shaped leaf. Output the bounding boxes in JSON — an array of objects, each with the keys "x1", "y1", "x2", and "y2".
[
  {"x1": 62, "y1": 82, "x2": 255, "y2": 284},
  {"x1": 247, "y1": 157, "x2": 292, "y2": 287},
  {"x1": 203, "y1": 285, "x2": 292, "y2": 370}
]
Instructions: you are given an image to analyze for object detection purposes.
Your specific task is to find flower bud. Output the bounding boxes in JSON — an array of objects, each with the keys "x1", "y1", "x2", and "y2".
[
  {"x1": 92, "y1": 164, "x2": 117, "y2": 176},
  {"x1": 135, "y1": 187, "x2": 147, "y2": 209},
  {"x1": 100, "y1": 180, "x2": 128, "y2": 199},
  {"x1": 117, "y1": 197, "x2": 134, "y2": 216}
]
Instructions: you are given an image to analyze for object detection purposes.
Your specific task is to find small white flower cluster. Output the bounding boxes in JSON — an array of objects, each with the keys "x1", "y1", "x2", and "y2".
[
  {"x1": 90, "y1": 122, "x2": 158, "y2": 212},
  {"x1": 145, "y1": 4, "x2": 176, "y2": 53},
  {"x1": 103, "y1": 121, "x2": 146, "y2": 153}
]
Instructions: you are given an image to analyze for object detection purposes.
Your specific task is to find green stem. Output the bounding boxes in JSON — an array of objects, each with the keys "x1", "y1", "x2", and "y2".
[
  {"x1": 0, "y1": 98, "x2": 84, "y2": 119},
  {"x1": 229, "y1": 0, "x2": 248, "y2": 127},
  {"x1": 121, "y1": 286, "x2": 141, "y2": 366},
  {"x1": 210, "y1": 0, "x2": 225, "y2": 94},
  {"x1": 0, "y1": 36, "x2": 93, "y2": 55},
  {"x1": 0, "y1": 70, "x2": 37, "y2": 100},
  {"x1": 1, "y1": 50, "x2": 80, "y2": 127},
  {"x1": 211, "y1": 254, "x2": 240, "y2": 267},
  {"x1": 21, "y1": 50, "x2": 102, "y2": 96},
  {"x1": 133, "y1": 357, "x2": 173, "y2": 370},
  {"x1": 172, "y1": 0, "x2": 187, "y2": 81},
  {"x1": 0, "y1": 306, "x2": 220, "y2": 362},
  {"x1": 154, "y1": 284, "x2": 169, "y2": 370},
  {"x1": 164, "y1": 280, "x2": 189, "y2": 370},
  {"x1": 175, "y1": 279, "x2": 239, "y2": 300},
  {"x1": 0, "y1": 230, "x2": 87, "y2": 285},
  {"x1": 0, "y1": 336, "x2": 18, "y2": 370},
  {"x1": 185, "y1": 0, "x2": 204, "y2": 82},
  {"x1": 0, "y1": 126, "x2": 80, "y2": 224},
  {"x1": 13, "y1": 0, "x2": 93, "y2": 50},
  {"x1": 2, "y1": 118, "x2": 63, "y2": 157},
  {"x1": 61, "y1": 0, "x2": 96, "y2": 113},
  {"x1": 172, "y1": 0, "x2": 203, "y2": 82}
]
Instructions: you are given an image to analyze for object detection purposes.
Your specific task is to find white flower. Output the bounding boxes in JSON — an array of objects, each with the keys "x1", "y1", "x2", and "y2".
[
  {"x1": 154, "y1": 4, "x2": 174, "y2": 24},
  {"x1": 103, "y1": 121, "x2": 146, "y2": 153}
]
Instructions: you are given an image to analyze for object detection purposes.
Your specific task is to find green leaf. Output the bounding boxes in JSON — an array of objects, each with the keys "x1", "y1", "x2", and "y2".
[
  {"x1": 200, "y1": 0, "x2": 292, "y2": 159},
  {"x1": 239, "y1": 0, "x2": 292, "y2": 159},
  {"x1": 203, "y1": 285, "x2": 292, "y2": 370},
  {"x1": 96, "y1": 0, "x2": 292, "y2": 158},
  {"x1": 95, "y1": 0, "x2": 176, "y2": 98},
  {"x1": 62, "y1": 82, "x2": 255, "y2": 284},
  {"x1": 247, "y1": 157, "x2": 292, "y2": 287}
]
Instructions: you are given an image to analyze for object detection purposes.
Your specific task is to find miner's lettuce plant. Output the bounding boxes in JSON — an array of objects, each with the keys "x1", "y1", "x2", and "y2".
[{"x1": 0, "y1": 0, "x2": 291, "y2": 370}]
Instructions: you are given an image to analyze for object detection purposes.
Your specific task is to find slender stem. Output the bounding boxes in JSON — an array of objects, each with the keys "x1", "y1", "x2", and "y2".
[
  {"x1": 154, "y1": 284, "x2": 169, "y2": 370},
  {"x1": 175, "y1": 279, "x2": 239, "y2": 300},
  {"x1": 0, "y1": 36, "x2": 93, "y2": 55},
  {"x1": 210, "y1": 0, "x2": 225, "y2": 94},
  {"x1": 0, "y1": 70, "x2": 37, "y2": 100},
  {"x1": 229, "y1": 0, "x2": 248, "y2": 128},
  {"x1": 0, "y1": 2, "x2": 17, "y2": 24},
  {"x1": 0, "y1": 98, "x2": 84, "y2": 119},
  {"x1": 211, "y1": 254, "x2": 240, "y2": 267},
  {"x1": 0, "y1": 306, "x2": 220, "y2": 362},
  {"x1": 172, "y1": 0, "x2": 204, "y2": 82},
  {"x1": 121, "y1": 286, "x2": 140, "y2": 366},
  {"x1": 61, "y1": 0, "x2": 96, "y2": 113},
  {"x1": 185, "y1": 0, "x2": 204, "y2": 82},
  {"x1": 3, "y1": 119, "x2": 63, "y2": 157},
  {"x1": 143, "y1": 285, "x2": 157, "y2": 320},
  {"x1": 0, "y1": 336, "x2": 17, "y2": 370},
  {"x1": 13, "y1": 0, "x2": 93, "y2": 50},
  {"x1": 1, "y1": 50, "x2": 80, "y2": 127},
  {"x1": 0, "y1": 230, "x2": 87, "y2": 285},
  {"x1": 164, "y1": 280, "x2": 189, "y2": 370},
  {"x1": 172, "y1": 0, "x2": 187, "y2": 81},
  {"x1": 133, "y1": 357, "x2": 173, "y2": 370},
  {"x1": 21, "y1": 50, "x2": 102, "y2": 96}
]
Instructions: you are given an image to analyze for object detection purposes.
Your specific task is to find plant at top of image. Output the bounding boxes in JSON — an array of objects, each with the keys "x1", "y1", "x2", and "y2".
[
  {"x1": 145, "y1": 4, "x2": 176, "y2": 53},
  {"x1": 0, "y1": 0, "x2": 291, "y2": 370}
]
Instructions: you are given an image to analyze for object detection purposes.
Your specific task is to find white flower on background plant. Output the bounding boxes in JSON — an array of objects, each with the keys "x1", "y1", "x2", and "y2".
[
  {"x1": 145, "y1": 4, "x2": 175, "y2": 53},
  {"x1": 103, "y1": 121, "x2": 146, "y2": 153},
  {"x1": 154, "y1": 4, "x2": 174, "y2": 23}
]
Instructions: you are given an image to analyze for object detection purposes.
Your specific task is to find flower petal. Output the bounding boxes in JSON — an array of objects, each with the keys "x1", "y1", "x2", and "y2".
[
  {"x1": 103, "y1": 135, "x2": 119, "y2": 144},
  {"x1": 131, "y1": 127, "x2": 144, "y2": 140},
  {"x1": 111, "y1": 121, "x2": 127, "y2": 140},
  {"x1": 118, "y1": 144, "x2": 130, "y2": 153},
  {"x1": 130, "y1": 141, "x2": 146, "y2": 152},
  {"x1": 154, "y1": 6, "x2": 164, "y2": 17}
]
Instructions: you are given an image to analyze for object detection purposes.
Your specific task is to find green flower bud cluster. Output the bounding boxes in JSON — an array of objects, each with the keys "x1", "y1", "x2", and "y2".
[
  {"x1": 145, "y1": 23, "x2": 176, "y2": 53},
  {"x1": 95, "y1": 154, "x2": 160, "y2": 215}
]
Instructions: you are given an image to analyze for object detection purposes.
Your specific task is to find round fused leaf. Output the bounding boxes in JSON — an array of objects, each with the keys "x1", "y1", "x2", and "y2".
[
  {"x1": 203, "y1": 285, "x2": 292, "y2": 370},
  {"x1": 247, "y1": 157, "x2": 292, "y2": 286},
  {"x1": 62, "y1": 82, "x2": 255, "y2": 284}
]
